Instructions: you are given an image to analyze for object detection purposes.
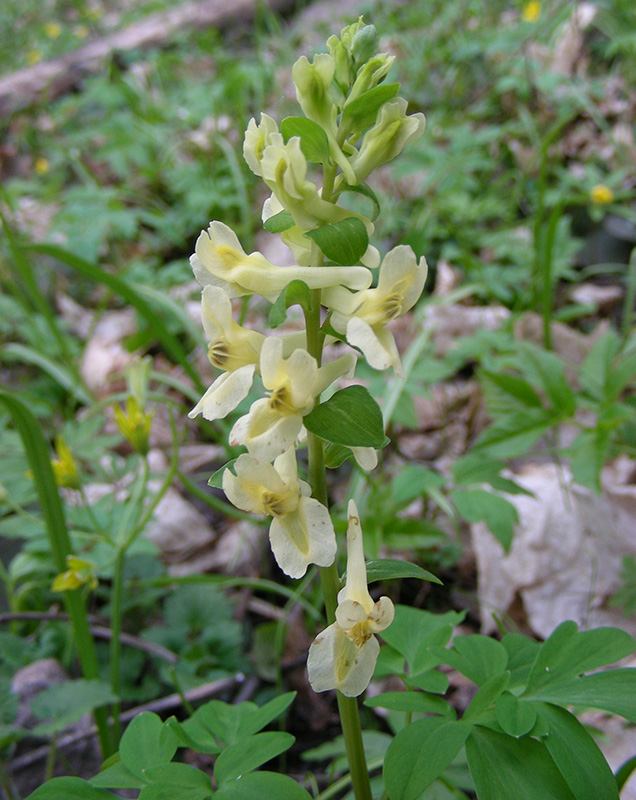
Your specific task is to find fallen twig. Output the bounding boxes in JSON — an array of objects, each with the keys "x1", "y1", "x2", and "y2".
[{"x1": 0, "y1": 0, "x2": 297, "y2": 116}]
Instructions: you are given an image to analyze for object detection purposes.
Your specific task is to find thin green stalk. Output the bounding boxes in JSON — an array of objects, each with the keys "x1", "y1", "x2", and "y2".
[
  {"x1": 109, "y1": 546, "x2": 126, "y2": 744},
  {"x1": 0, "y1": 392, "x2": 114, "y2": 758},
  {"x1": 540, "y1": 200, "x2": 565, "y2": 351},
  {"x1": 304, "y1": 286, "x2": 372, "y2": 800},
  {"x1": 621, "y1": 247, "x2": 636, "y2": 344}
]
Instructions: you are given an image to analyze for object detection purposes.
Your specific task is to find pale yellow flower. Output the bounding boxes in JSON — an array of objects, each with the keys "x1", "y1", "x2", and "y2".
[
  {"x1": 73, "y1": 24, "x2": 90, "y2": 39},
  {"x1": 348, "y1": 99, "x2": 426, "y2": 184},
  {"x1": 230, "y1": 338, "x2": 355, "y2": 463},
  {"x1": 34, "y1": 157, "x2": 50, "y2": 175},
  {"x1": 324, "y1": 245, "x2": 428, "y2": 377},
  {"x1": 590, "y1": 184, "x2": 614, "y2": 205},
  {"x1": 44, "y1": 22, "x2": 62, "y2": 38},
  {"x1": 307, "y1": 500, "x2": 394, "y2": 696},
  {"x1": 521, "y1": 1, "x2": 541, "y2": 22},
  {"x1": 27, "y1": 49, "x2": 43, "y2": 65},
  {"x1": 259, "y1": 137, "x2": 373, "y2": 232},
  {"x1": 191, "y1": 221, "x2": 372, "y2": 302},
  {"x1": 223, "y1": 449, "x2": 336, "y2": 578},
  {"x1": 52, "y1": 556, "x2": 98, "y2": 592},
  {"x1": 292, "y1": 53, "x2": 356, "y2": 184},
  {"x1": 243, "y1": 114, "x2": 283, "y2": 177},
  {"x1": 51, "y1": 436, "x2": 81, "y2": 490}
]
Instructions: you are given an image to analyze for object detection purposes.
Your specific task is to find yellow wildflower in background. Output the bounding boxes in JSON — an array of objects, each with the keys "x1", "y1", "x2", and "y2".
[
  {"x1": 52, "y1": 556, "x2": 98, "y2": 592},
  {"x1": 73, "y1": 24, "x2": 89, "y2": 39},
  {"x1": 34, "y1": 157, "x2": 50, "y2": 175},
  {"x1": 113, "y1": 396, "x2": 153, "y2": 455},
  {"x1": 522, "y1": 1, "x2": 541, "y2": 22},
  {"x1": 27, "y1": 49, "x2": 43, "y2": 65},
  {"x1": 44, "y1": 22, "x2": 62, "y2": 38},
  {"x1": 51, "y1": 436, "x2": 81, "y2": 490},
  {"x1": 590, "y1": 184, "x2": 614, "y2": 205}
]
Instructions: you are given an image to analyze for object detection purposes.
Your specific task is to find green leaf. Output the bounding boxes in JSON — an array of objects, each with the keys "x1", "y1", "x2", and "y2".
[
  {"x1": 526, "y1": 669, "x2": 636, "y2": 722},
  {"x1": 119, "y1": 712, "x2": 178, "y2": 780},
  {"x1": 91, "y1": 759, "x2": 145, "y2": 789},
  {"x1": 481, "y1": 369, "x2": 543, "y2": 409},
  {"x1": 495, "y1": 692, "x2": 537, "y2": 738},
  {"x1": 269, "y1": 280, "x2": 312, "y2": 328},
  {"x1": 365, "y1": 558, "x2": 441, "y2": 585},
  {"x1": 24, "y1": 778, "x2": 118, "y2": 800},
  {"x1": 450, "y1": 489, "x2": 518, "y2": 551},
  {"x1": 214, "y1": 732, "x2": 295, "y2": 786},
  {"x1": 451, "y1": 454, "x2": 533, "y2": 496},
  {"x1": 568, "y1": 428, "x2": 612, "y2": 492},
  {"x1": 517, "y1": 343, "x2": 576, "y2": 417},
  {"x1": 214, "y1": 771, "x2": 314, "y2": 800},
  {"x1": 466, "y1": 727, "x2": 576, "y2": 800},
  {"x1": 281, "y1": 116, "x2": 331, "y2": 163},
  {"x1": 339, "y1": 183, "x2": 381, "y2": 220},
  {"x1": 304, "y1": 385, "x2": 386, "y2": 447},
  {"x1": 366, "y1": 691, "x2": 453, "y2": 716},
  {"x1": 2, "y1": 343, "x2": 92, "y2": 405},
  {"x1": 430, "y1": 635, "x2": 509, "y2": 686},
  {"x1": 502, "y1": 634, "x2": 541, "y2": 690},
  {"x1": 525, "y1": 621, "x2": 636, "y2": 693},
  {"x1": 140, "y1": 764, "x2": 213, "y2": 800},
  {"x1": 263, "y1": 210, "x2": 295, "y2": 233},
  {"x1": 463, "y1": 672, "x2": 510, "y2": 722},
  {"x1": 341, "y1": 83, "x2": 401, "y2": 132},
  {"x1": 380, "y1": 605, "x2": 466, "y2": 678},
  {"x1": 471, "y1": 407, "x2": 555, "y2": 458},
  {"x1": 578, "y1": 330, "x2": 620, "y2": 401},
  {"x1": 538, "y1": 703, "x2": 619, "y2": 800},
  {"x1": 324, "y1": 442, "x2": 353, "y2": 468},
  {"x1": 31, "y1": 680, "x2": 117, "y2": 736},
  {"x1": 384, "y1": 718, "x2": 472, "y2": 800},
  {"x1": 391, "y1": 465, "x2": 445, "y2": 507},
  {"x1": 236, "y1": 692, "x2": 296, "y2": 739},
  {"x1": 304, "y1": 218, "x2": 369, "y2": 265},
  {"x1": 208, "y1": 458, "x2": 238, "y2": 489}
]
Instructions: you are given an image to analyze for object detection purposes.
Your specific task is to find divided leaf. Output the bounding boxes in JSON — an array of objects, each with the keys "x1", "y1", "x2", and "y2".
[{"x1": 384, "y1": 718, "x2": 471, "y2": 800}]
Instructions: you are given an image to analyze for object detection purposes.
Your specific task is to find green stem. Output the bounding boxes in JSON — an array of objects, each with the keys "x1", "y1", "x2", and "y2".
[
  {"x1": 109, "y1": 546, "x2": 126, "y2": 744},
  {"x1": 304, "y1": 286, "x2": 372, "y2": 800}
]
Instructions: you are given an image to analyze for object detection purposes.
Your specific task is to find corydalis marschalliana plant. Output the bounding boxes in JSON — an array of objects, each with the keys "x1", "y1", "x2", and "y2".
[{"x1": 189, "y1": 20, "x2": 427, "y2": 700}]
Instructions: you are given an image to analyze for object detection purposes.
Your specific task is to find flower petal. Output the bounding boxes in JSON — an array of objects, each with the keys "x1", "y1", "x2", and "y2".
[
  {"x1": 188, "y1": 365, "x2": 256, "y2": 421},
  {"x1": 269, "y1": 496, "x2": 336, "y2": 578},
  {"x1": 307, "y1": 623, "x2": 380, "y2": 697}
]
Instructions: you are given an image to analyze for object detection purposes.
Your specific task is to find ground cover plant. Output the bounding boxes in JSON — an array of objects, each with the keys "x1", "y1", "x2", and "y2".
[{"x1": 1, "y1": 1, "x2": 636, "y2": 798}]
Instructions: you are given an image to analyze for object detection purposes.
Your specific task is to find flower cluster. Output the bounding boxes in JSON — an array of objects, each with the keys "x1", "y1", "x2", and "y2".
[{"x1": 189, "y1": 20, "x2": 427, "y2": 696}]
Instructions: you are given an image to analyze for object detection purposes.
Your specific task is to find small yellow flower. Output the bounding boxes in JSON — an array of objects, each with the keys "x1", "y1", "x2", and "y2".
[
  {"x1": 44, "y1": 22, "x2": 62, "y2": 38},
  {"x1": 113, "y1": 396, "x2": 153, "y2": 455},
  {"x1": 590, "y1": 184, "x2": 614, "y2": 205},
  {"x1": 522, "y1": 1, "x2": 541, "y2": 22},
  {"x1": 27, "y1": 49, "x2": 43, "y2": 65},
  {"x1": 34, "y1": 157, "x2": 50, "y2": 175},
  {"x1": 52, "y1": 556, "x2": 98, "y2": 592},
  {"x1": 51, "y1": 436, "x2": 81, "y2": 490},
  {"x1": 73, "y1": 24, "x2": 89, "y2": 39}
]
